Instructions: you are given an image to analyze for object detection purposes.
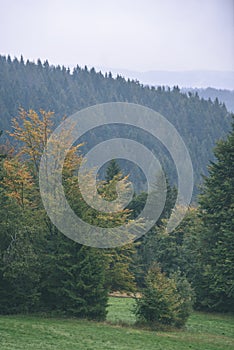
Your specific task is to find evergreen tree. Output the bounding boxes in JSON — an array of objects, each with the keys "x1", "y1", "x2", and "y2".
[
  {"x1": 134, "y1": 264, "x2": 193, "y2": 329},
  {"x1": 141, "y1": 207, "x2": 197, "y2": 276},
  {"x1": 198, "y1": 118, "x2": 234, "y2": 311},
  {"x1": 130, "y1": 177, "x2": 177, "y2": 287},
  {"x1": 40, "y1": 234, "x2": 108, "y2": 320},
  {"x1": 105, "y1": 159, "x2": 122, "y2": 182}
]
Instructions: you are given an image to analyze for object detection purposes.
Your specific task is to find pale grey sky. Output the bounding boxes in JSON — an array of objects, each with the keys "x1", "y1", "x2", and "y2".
[{"x1": 0, "y1": 0, "x2": 233, "y2": 72}]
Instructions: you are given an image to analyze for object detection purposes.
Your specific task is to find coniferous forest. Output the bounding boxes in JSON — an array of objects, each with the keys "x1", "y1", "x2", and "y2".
[
  {"x1": 0, "y1": 55, "x2": 232, "y2": 193},
  {"x1": 0, "y1": 55, "x2": 233, "y2": 327}
]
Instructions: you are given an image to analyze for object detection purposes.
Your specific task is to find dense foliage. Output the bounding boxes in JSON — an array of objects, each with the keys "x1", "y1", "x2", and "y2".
[
  {"x1": 197, "y1": 120, "x2": 234, "y2": 312},
  {"x1": 0, "y1": 110, "x2": 136, "y2": 318},
  {"x1": 135, "y1": 264, "x2": 194, "y2": 329},
  {"x1": 0, "y1": 55, "x2": 233, "y2": 322},
  {"x1": 0, "y1": 109, "x2": 233, "y2": 319},
  {"x1": 136, "y1": 122, "x2": 234, "y2": 313}
]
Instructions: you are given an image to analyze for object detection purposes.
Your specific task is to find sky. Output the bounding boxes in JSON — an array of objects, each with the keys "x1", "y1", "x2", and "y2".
[{"x1": 0, "y1": 0, "x2": 233, "y2": 72}]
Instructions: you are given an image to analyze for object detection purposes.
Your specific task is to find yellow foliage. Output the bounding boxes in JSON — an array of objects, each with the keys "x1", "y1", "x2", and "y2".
[{"x1": 3, "y1": 157, "x2": 34, "y2": 207}]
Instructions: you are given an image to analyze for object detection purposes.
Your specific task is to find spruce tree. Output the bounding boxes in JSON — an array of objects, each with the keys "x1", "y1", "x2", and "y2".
[
  {"x1": 198, "y1": 118, "x2": 234, "y2": 311},
  {"x1": 134, "y1": 264, "x2": 193, "y2": 329},
  {"x1": 105, "y1": 159, "x2": 121, "y2": 182}
]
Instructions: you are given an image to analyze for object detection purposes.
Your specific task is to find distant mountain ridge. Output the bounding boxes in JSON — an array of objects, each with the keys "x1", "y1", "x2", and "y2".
[
  {"x1": 100, "y1": 68, "x2": 234, "y2": 112},
  {"x1": 99, "y1": 68, "x2": 234, "y2": 91},
  {"x1": 182, "y1": 88, "x2": 234, "y2": 113}
]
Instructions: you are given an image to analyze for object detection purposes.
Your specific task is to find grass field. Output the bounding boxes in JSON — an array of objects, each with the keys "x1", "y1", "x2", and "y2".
[{"x1": 0, "y1": 297, "x2": 233, "y2": 350}]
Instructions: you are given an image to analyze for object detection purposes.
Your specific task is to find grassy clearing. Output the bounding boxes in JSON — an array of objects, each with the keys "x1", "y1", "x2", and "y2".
[
  {"x1": 0, "y1": 297, "x2": 233, "y2": 350},
  {"x1": 107, "y1": 296, "x2": 135, "y2": 325}
]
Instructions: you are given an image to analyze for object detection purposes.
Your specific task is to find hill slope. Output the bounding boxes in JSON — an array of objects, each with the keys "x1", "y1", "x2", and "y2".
[
  {"x1": 183, "y1": 88, "x2": 234, "y2": 113},
  {"x1": 0, "y1": 55, "x2": 232, "y2": 195}
]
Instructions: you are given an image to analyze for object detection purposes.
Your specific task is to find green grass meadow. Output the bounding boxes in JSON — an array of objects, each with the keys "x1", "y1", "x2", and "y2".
[{"x1": 0, "y1": 297, "x2": 233, "y2": 350}]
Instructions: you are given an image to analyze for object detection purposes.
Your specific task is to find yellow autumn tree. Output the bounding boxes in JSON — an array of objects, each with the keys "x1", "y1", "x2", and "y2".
[
  {"x1": 3, "y1": 157, "x2": 35, "y2": 208},
  {"x1": 10, "y1": 109, "x2": 54, "y2": 176}
]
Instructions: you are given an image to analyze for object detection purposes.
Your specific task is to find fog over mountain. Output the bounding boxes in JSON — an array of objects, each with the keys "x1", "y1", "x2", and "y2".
[
  {"x1": 99, "y1": 68, "x2": 234, "y2": 91},
  {"x1": 182, "y1": 87, "x2": 234, "y2": 113},
  {"x1": 96, "y1": 67, "x2": 234, "y2": 113}
]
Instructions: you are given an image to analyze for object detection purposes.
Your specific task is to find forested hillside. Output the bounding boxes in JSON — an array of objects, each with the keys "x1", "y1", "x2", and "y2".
[
  {"x1": 183, "y1": 87, "x2": 234, "y2": 113},
  {"x1": 0, "y1": 55, "x2": 232, "y2": 193},
  {"x1": 0, "y1": 57, "x2": 233, "y2": 320}
]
